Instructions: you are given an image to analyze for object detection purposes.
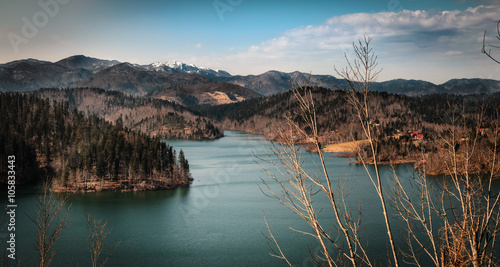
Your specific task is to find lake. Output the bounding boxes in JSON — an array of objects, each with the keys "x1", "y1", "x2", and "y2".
[{"x1": 5, "y1": 131, "x2": 444, "y2": 266}]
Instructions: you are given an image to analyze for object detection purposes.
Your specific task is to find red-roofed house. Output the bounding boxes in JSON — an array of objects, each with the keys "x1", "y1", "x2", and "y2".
[{"x1": 411, "y1": 131, "x2": 424, "y2": 140}]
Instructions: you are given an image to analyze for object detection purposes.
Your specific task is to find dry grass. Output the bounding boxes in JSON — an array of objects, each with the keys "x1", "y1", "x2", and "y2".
[{"x1": 322, "y1": 140, "x2": 369, "y2": 152}]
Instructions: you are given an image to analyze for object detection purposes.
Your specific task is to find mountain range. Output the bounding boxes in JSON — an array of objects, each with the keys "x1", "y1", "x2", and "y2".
[
  {"x1": 144, "y1": 60, "x2": 232, "y2": 78},
  {"x1": 1, "y1": 55, "x2": 500, "y2": 100}
]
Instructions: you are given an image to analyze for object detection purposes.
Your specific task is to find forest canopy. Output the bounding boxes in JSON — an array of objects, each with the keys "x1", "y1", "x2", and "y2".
[{"x1": 0, "y1": 93, "x2": 192, "y2": 192}]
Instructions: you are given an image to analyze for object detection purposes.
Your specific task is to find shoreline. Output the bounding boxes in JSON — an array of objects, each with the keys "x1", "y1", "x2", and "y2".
[
  {"x1": 51, "y1": 178, "x2": 193, "y2": 194},
  {"x1": 51, "y1": 183, "x2": 191, "y2": 194}
]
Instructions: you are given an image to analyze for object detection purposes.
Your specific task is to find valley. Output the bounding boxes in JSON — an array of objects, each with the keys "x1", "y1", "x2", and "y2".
[
  {"x1": 2, "y1": 54, "x2": 500, "y2": 190},
  {"x1": 4, "y1": 1, "x2": 500, "y2": 266}
]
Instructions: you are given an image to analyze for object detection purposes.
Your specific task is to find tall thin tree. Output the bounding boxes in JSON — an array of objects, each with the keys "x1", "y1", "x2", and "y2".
[{"x1": 28, "y1": 182, "x2": 72, "y2": 267}]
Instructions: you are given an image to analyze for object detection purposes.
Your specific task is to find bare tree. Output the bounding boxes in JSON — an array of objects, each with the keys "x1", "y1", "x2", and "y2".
[
  {"x1": 28, "y1": 182, "x2": 72, "y2": 267},
  {"x1": 381, "y1": 20, "x2": 500, "y2": 266},
  {"x1": 263, "y1": 34, "x2": 500, "y2": 267},
  {"x1": 337, "y1": 36, "x2": 500, "y2": 266},
  {"x1": 482, "y1": 21, "x2": 500, "y2": 65},
  {"x1": 260, "y1": 82, "x2": 371, "y2": 267},
  {"x1": 334, "y1": 36, "x2": 400, "y2": 267},
  {"x1": 86, "y1": 214, "x2": 120, "y2": 267},
  {"x1": 390, "y1": 102, "x2": 500, "y2": 267}
]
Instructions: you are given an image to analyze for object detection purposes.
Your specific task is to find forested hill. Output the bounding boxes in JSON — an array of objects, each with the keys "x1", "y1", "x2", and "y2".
[
  {"x1": 34, "y1": 87, "x2": 223, "y2": 140},
  {"x1": 202, "y1": 87, "x2": 500, "y2": 136},
  {"x1": 0, "y1": 93, "x2": 192, "y2": 192},
  {"x1": 200, "y1": 87, "x2": 500, "y2": 173}
]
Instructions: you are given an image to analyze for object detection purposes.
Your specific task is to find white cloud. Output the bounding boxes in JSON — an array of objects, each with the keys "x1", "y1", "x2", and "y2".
[
  {"x1": 246, "y1": 5, "x2": 500, "y2": 57},
  {"x1": 195, "y1": 43, "x2": 202, "y2": 49},
  {"x1": 215, "y1": 5, "x2": 500, "y2": 82}
]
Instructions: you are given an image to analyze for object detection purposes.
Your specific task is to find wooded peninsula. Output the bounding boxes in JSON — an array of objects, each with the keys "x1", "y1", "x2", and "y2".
[{"x1": 0, "y1": 93, "x2": 192, "y2": 193}]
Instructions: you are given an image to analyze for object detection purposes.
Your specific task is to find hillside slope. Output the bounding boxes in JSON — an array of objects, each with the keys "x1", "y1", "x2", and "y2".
[
  {"x1": 34, "y1": 88, "x2": 223, "y2": 140},
  {"x1": 148, "y1": 82, "x2": 261, "y2": 106}
]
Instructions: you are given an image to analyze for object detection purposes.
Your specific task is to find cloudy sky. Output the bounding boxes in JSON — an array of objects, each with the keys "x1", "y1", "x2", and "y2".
[{"x1": 1, "y1": 0, "x2": 500, "y2": 83}]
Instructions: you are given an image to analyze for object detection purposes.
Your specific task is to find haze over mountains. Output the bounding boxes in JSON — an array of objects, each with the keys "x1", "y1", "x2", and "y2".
[{"x1": 1, "y1": 55, "x2": 500, "y2": 99}]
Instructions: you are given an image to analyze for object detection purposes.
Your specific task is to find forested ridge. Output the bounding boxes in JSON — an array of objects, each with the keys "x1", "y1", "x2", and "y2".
[
  {"x1": 34, "y1": 87, "x2": 223, "y2": 140},
  {"x1": 201, "y1": 87, "x2": 500, "y2": 175},
  {"x1": 0, "y1": 93, "x2": 192, "y2": 192},
  {"x1": 202, "y1": 87, "x2": 500, "y2": 133}
]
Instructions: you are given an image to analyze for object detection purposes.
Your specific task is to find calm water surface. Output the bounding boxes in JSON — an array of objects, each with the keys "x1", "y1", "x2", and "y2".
[{"x1": 6, "y1": 131, "x2": 434, "y2": 266}]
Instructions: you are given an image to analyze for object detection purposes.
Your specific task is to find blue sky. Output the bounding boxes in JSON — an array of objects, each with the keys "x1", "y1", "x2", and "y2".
[{"x1": 1, "y1": 0, "x2": 500, "y2": 83}]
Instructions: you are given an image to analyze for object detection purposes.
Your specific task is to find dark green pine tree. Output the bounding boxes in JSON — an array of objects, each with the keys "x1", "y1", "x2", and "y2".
[{"x1": 178, "y1": 149, "x2": 189, "y2": 178}]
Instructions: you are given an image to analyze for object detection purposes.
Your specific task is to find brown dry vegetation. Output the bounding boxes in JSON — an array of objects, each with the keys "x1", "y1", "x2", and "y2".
[
  {"x1": 147, "y1": 82, "x2": 261, "y2": 106},
  {"x1": 34, "y1": 87, "x2": 223, "y2": 140},
  {"x1": 262, "y1": 36, "x2": 500, "y2": 267},
  {"x1": 203, "y1": 87, "x2": 500, "y2": 176}
]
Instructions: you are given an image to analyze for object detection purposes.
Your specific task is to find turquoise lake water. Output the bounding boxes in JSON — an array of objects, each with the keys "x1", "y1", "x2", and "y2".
[{"x1": 4, "y1": 131, "x2": 452, "y2": 266}]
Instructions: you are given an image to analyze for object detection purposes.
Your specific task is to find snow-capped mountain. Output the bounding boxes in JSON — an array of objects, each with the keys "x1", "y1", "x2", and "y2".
[
  {"x1": 145, "y1": 60, "x2": 231, "y2": 78},
  {"x1": 3, "y1": 55, "x2": 500, "y2": 97}
]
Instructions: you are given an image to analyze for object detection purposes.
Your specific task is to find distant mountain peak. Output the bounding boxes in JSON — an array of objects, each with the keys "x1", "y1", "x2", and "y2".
[
  {"x1": 65, "y1": 54, "x2": 90, "y2": 60},
  {"x1": 151, "y1": 61, "x2": 163, "y2": 68},
  {"x1": 145, "y1": 60, "x2": 231, "y2": 78},
  {"x1": 165, "y1": 60, "x2": 196, "y2": 69},
  {"x1": 3, "y1": 58, "x2": 51, "y2": 68},
  {"x1": 56, "y1": 55, "x2": 120, "y2": 72}
]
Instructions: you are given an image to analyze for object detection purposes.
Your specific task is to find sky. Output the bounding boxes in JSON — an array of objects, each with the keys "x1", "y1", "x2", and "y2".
[{"x1": 1, "y1": 0, "x2": 500, "y2": 83}]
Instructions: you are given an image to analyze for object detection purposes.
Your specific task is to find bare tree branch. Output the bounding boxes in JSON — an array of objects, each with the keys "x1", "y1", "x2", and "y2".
[
  {"x1": 28, "y1": 182, "x2": 72, "y2": 267},
  {"x1": 482, "y1": 21, "x2": 500, "y2": 65},
  {"x1": 86, "y1": 214, "x2": 120, "y2": 267}
]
